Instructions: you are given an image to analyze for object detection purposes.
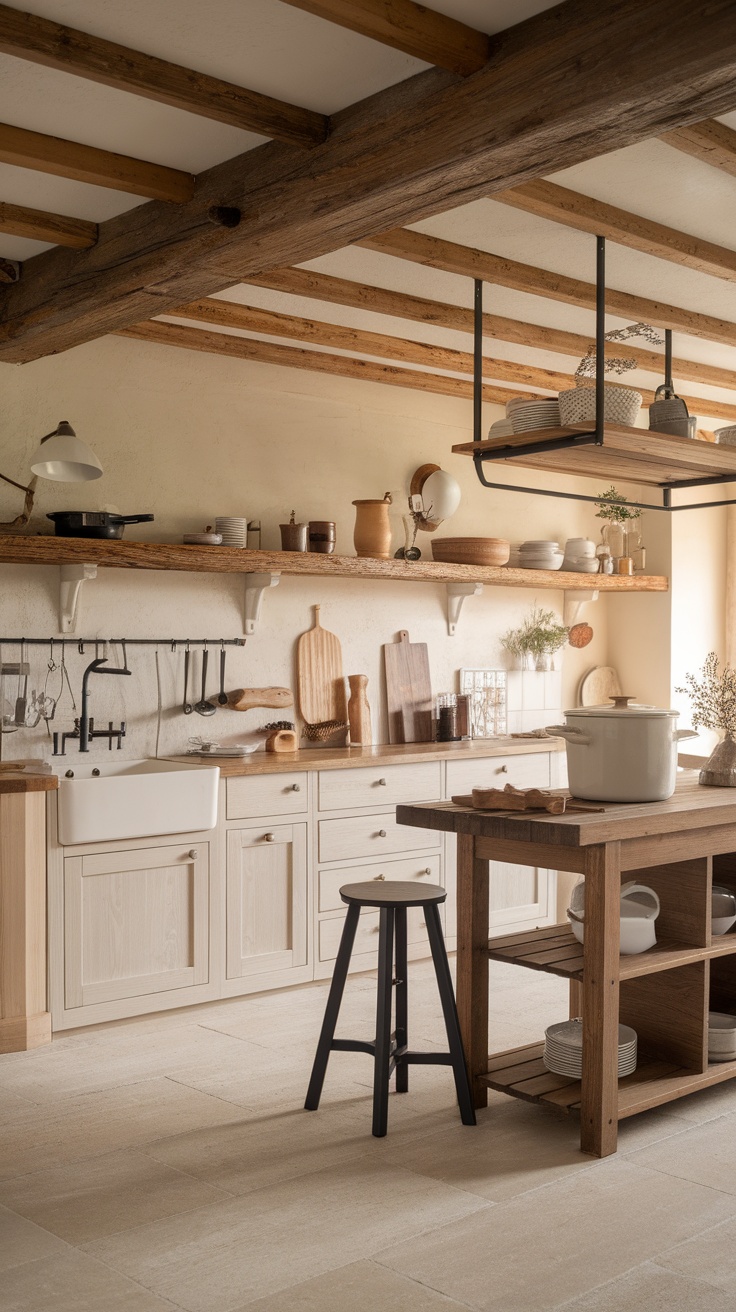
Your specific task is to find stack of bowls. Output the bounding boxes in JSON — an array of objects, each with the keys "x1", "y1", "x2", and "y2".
[
  {"x1": 506, "y1": 397, "x2": 561, "y2": 434},
  {"x1": 712, "y1": 886, "x2": 736, "y2": 935},
  {"x1": 518, "y1": 540, "x2": 564, "y2": 570},
  {"x1": 561, "y1": 538, "x2": 599, "y2": 573},
  {"x1": 708, "y1": 1013, "x2": 736, "y2": 1063},
  {"x1": 544, "y1": 1019, "x2": 637, "y2": 1078},
  {"x1": 215, "y1": 517, "x2": 248, "y2": 547}
]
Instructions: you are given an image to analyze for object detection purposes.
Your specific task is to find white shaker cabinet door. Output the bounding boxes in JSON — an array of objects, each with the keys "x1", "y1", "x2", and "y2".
[
  {"x1": 63, "y1": 842, "x2": 209, "y2": 1009},
  {"x1": 226, "y1": 823, "x2": 308, "y2": 979}
]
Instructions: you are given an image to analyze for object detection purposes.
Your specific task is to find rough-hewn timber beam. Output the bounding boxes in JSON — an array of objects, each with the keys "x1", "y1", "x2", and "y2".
[
  {"x1": 496, "y1": 179, "x2": 736, "y2": 281},
  {"x1": 170, "y1": 298, "x2": 736, "y2": 421},
  {"x1": 245, "y1": 267, "x2": 736, "y2": 393},
  {"x1": 0, "y1": 122, "x2": 194, "y2": 202},
  {"x1": 360, "y1": 227, "x2": 736, "y2": 348},
  {"x1": 0, "y1": 3, "x2": 327, "y2": 148},
  {"x1": 661, "y1": 118, "x2": 736, "y2": 179},
  {"x1": 2, "y1": 0, "x2": 736, "y2": 362},
  {"x1": 280, "y1": 0, "x2": 489, "y2": 75},
  {"x1": 118, "y1": 319, "x2": 536, "y2": 407},
  {"x1": 0, "y1": 200, "x2": 97, "y2": 248}
]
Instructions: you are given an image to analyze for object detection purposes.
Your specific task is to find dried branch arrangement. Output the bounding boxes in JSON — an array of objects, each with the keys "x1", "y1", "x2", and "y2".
[
  {"x1": 575, "y1": 322, "x2": 664, "y2": 380},
  {"x1": 676, "y1": 653, "x2": 736, "y2": 737}
]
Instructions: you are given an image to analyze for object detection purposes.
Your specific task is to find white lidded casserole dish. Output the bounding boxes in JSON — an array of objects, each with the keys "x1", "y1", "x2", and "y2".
[{"x1": 546, "y1": 696, "x2": 697, "y2": 802}]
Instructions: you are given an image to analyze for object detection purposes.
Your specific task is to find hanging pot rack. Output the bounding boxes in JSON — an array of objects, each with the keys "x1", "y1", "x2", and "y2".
[{"x1": 457, "y1": 235, "x2": 736, "y2": 512}]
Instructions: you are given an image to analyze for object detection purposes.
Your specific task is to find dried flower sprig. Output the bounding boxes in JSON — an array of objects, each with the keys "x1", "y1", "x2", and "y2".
[
  {"x1": 676, "y1": 654, "x2": 736, "y2": 736},
  {"x1": 501, "y1": 605, "x2": 569, "y2": 660},
  {"x1": 575, "y1": 322, "x2": 664, "y2": 380},
  {"x1": 595, "y1": 486, "x2": 641, "y2": 524}
]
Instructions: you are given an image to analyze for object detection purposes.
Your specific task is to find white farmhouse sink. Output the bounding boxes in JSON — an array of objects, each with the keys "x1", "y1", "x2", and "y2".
[{"x1": 55, "y1": 758, "x2": 219, "y2": 845}]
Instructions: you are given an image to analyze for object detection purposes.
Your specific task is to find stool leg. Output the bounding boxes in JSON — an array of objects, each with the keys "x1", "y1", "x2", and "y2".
[
  {"x1": 394, "y1": 905, "x2": 408, "y2": 1094},
  {"x1": 305, "y1": 903, "x2": 361, "y2": 1111},
  {"x1": 372, "y1": 905, "x2": 395, "y2": 1137},
  {"x1": 424, "y1": 903, "x2": 476, "y2": 1126}
]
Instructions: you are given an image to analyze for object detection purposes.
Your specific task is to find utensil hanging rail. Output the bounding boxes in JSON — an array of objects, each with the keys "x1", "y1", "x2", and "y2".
[{"x1": 0, "y1": 638, "x2": 246, "y2": 648}]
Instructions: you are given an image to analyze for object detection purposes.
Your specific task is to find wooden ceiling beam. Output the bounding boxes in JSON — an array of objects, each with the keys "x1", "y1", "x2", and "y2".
[
  {"x1": 117, "y1": 318, "x2": 535, "y2": 407},
  {"x1": 3, "y1": 0, "x2": 736, "y2": 362},
  {"x1": 360, "y1": 227, "x2": 736, "y2": 348},
  {"x1": 168, "y1": 298, "x2": 736, "y2": 422},
  {"x1": 495, "y1": 179, "x2": 736, "y2": 282},
  {"x1": 0, "y1": 122, "x2": 193, "y2": 202},
  {"x1": 280, "y1": 0, "x2": 489, "y2": 76},
  {"x1": 0, "y1": 200, "x2": 97, "y2": 248},
  {"x1": 245, "y1": 266, "x2": 736, "y2": 393},
  {"x1": 661, "y1": 118, "x2": 736, "y2": 179},
  {"x1": 0, "y1": 3, "x2": 327, "y2": 148}
]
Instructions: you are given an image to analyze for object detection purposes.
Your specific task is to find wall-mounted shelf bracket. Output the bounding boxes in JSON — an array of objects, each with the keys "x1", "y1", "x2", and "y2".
[
  {"x1": 59, "y1": 563, "x2": 97, "y2": 634},
  {"x1": 564, "y1": 589, "x2": 599, "y2": 627},
  {"x1": 244, "y1": 572, "x2": 280, "y2": 634},
  {"x1": 446, "y1": 581, "x2": 483, "y2": 636}
]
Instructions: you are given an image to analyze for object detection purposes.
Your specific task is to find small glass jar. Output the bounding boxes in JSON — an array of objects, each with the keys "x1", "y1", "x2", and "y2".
[{"x1": 436, "y1": 693, "x2": 460, "y2": 742}]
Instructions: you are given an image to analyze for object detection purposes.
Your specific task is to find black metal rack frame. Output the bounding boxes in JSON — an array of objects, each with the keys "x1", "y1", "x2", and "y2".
[{"x1": 471, "y1": 235, "x2": 736, "y2": 512}]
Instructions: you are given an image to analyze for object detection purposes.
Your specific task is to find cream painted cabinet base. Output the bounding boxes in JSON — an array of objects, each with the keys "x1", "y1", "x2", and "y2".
[
  {"x1": 225, "y1": 823, "x2": 311, "y2": 991},
  {"x1": 51, "y1": 838, "x2": 213, "y2": 1029},
  {"x1": 0, "y1": 792, "x2": 51, "y2": 1052}
]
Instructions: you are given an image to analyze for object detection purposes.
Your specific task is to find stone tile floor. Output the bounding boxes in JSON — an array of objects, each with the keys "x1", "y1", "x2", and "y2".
[{"x1": 2, "y1": 960, "x2": 736, "y2": 1310}]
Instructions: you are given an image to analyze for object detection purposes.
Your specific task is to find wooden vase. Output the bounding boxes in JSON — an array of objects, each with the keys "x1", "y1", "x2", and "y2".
[
  {"x1": 352, "y1": 497, "x2": 392, "y2": 559},
  {"x1": 347, "y1": 674, "x2": 372, "y2": 745}
]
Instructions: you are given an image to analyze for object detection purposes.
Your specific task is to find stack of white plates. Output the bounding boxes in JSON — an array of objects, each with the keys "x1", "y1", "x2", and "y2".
[
  {"x1": 708, "y1": 1012, "x2": 736, "y2": 1063},
  {"x1": 506, "y1": 398, "x2": 561, "y2": 433},
  {"x1": 562, "y1": 537, "x2": 599, "y2": 574},
  {"x1": 518, "y1": 540, "x2": 564, "y2": 570},
  {"x1": 715, "y1": 426, "x2": 736, "y2": 447},
  {"x1": 544, "y1": 1019, "x2": 637, "y2": 1078},
  {"x1": 215, "y1": 517, "x2": 248, "y2": 547},
  {"x1": 488, "y1": 418, "x2": 514, "y2": 439}
]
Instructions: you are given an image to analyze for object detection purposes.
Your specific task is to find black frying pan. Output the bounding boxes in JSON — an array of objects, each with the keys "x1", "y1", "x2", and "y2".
[{"x1": 47, "y1": 512, "x2": 154, "y2": 540}]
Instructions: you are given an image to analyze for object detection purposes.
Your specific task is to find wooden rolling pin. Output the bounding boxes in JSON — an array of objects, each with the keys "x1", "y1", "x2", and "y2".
[{"x1": 227, "y1": 687, "x2": 293, "y2": 711}]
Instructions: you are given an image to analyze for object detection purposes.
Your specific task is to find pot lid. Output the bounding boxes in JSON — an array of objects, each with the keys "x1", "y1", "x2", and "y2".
[{"x1": 566, "y1": 695, "x2": 678, "y2": 719}]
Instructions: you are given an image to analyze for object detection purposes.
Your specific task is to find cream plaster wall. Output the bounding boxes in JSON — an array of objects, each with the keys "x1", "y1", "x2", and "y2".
[{"x1": 0, "y1": 334, "x2": 613, "y2": 760}]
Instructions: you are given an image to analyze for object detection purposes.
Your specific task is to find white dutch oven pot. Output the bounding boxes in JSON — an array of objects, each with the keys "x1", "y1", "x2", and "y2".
[{"x1": 546, "y1": 696, "x2": 697, "y2": 803}]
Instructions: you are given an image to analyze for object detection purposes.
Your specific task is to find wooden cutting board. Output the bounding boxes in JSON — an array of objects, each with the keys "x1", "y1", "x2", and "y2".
[
  {"x1": 297, "y1": 605, "x2": 347, "y2": 725},
  {"x1": 579, "y1": 665, "x2": 622, "y2": 707},
  {"x1": 384, "y1": 630, "x2": 432, "y2": 743}
]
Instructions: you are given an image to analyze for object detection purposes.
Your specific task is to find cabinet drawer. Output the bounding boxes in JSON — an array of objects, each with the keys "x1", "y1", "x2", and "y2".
[
  {"x1": 319, "y1": 906, "x2": 429, "y2": 963},
  {"x1": 318, "y1": 811, "x2": 439, "y2": 864},
  {"x1": 319, "y1": 853, "x2": 441, "y2": 912},
  {"x1": 318, "y1": 762, "x2": 441, "y2": 812},
  {"x1": 226, "y1": 773, "x2": 307, "y2": 820},
  {"x1": 446, "y1": 752, "x2": 551, "y2": 798}
]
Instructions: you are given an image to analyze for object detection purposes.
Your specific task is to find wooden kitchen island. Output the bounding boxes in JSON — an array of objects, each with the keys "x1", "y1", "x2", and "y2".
[{"x1": 397, "y1": 776, "x2": 736, "y2": 1158}]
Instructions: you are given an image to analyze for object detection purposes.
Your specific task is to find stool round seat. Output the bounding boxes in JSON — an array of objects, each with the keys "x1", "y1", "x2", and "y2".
[{"x1": 340, "y1": 880, "x2": 446, "y2": 909}]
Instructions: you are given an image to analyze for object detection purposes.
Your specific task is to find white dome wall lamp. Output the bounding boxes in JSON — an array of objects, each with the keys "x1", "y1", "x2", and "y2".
[
  {"x1": 1, "y1": 421, "x2": 103, "y2": 533},
  {"x1": 409, "y1": 463, "x2": 461, "y2": 531}
]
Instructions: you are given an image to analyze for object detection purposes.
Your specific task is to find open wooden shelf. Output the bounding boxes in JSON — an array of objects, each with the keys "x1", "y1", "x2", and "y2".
[
  {"x1": 481, "y1": 1040, "x2": 736, "y2": 1120},
  {"x1": 452, "y1": 423, "x2": 736, "y2": 488},
  {"x1": 0, "y1": 535, "x2": 669, "y2": 592},
  {"x1": 487, "y1": 923, "x2": 726, "y2": 981}
]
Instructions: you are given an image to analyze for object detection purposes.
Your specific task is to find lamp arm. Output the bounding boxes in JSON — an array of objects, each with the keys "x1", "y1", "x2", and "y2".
[
  {"x1": 0, "y1": 473, "x2": 37, "y2": 534},
  {"x1": 0, "y1": 470, "x2": 36, "y2": 495}
]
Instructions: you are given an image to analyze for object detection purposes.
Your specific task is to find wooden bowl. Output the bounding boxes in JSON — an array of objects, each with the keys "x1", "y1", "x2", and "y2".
[{"x1": 431, "y1": 537, "x2": 510, "y2": 566}]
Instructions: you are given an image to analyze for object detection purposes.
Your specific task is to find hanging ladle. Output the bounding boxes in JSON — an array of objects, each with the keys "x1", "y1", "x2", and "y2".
[
  {"x1": 183, "y1": 644, "x2": 193, "y2": 715},
  {"x1": 194, "y1": 648, "x2": 216, "y2": 716}
]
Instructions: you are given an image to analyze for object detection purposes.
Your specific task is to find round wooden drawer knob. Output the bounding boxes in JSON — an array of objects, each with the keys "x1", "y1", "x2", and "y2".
[
  {"x1": 377, "y1": 778, "x2": 387, "y2": 786},
  {"x1": 378, "y1": 829, "x2": 387, "y2": 838},
  {"x1": 264, "y1": 832, "x2": 275, "y2": 842},
  {"x1": 497, "y1": 764, "x2": 508, "y2": 773},
  {"x1": 188, "y1": 849, "x2": 199, "y2": 859},
  {"x1": 291, "y1": 783, "x2": 301, "y2": 792}
]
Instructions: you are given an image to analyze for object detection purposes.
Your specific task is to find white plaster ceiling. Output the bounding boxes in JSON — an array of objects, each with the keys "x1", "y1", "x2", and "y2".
[{"x1": 1, "y1": 0, "x2": 736, "y2": 425}]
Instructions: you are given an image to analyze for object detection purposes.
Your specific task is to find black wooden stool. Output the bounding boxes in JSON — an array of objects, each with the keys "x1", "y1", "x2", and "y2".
[{"x1": 305, "y1": 880, "x2": 476, "y2": 1137}]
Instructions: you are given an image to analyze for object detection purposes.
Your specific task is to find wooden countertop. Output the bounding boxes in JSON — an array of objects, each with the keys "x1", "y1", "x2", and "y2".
[
  {"x1": 167, "y1": 737, "x2": 563, "y2": 777},
  {"x1": 397, "y1": 774, "x2": 736, "y2": 849},
  {"x1": 0, "y1": 772, "x2": 57, "y2": 794}
]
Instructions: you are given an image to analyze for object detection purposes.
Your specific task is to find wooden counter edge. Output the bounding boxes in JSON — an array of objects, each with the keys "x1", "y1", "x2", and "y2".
[
  {"x1": 0, "y1": 773, "x2": 58, "y2": 793},
  {"x1": 165, "y1": 738, "x2": 563, "y2": 777}
]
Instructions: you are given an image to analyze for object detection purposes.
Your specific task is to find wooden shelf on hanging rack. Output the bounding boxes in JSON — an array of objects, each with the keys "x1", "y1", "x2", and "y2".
[{"x1": 453, "y1": 423, "x2": 736, "y2": 488}]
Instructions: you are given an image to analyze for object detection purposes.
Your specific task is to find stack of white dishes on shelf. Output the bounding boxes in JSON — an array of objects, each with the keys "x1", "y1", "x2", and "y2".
[
  {"x1": 506, "y1": 397, "x2": 561, "y2": 433},
  {"x1": 544, "y1": 1019, "x2": 638, "y2": 1078},
  {"x1": 215, "y1": 517, "x2": 248, "y2": 547},
  {"x1": 561, "y1": 537, "x2": 599, "y2": 573},
  {"x1": 715, "y1": 426, "x2": 736, "y2": 447},
  {"x1": 712, "y1": 886, "x2": 736, "y2": 935},
  {"x1": 708, "y1": 1012, "x2": 736, "y2": 1063},
  {"x1": 518, "y1": 540, "x2": 564, "y2": 570},
  {"x1": 488, "y1": 418, "x2": 514, "y2": 439}
]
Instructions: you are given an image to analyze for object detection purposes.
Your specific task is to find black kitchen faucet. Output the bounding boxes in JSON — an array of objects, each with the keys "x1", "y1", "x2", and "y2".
[{"x1": 53, "y1": 657, "x2": 132, "y2": 755}]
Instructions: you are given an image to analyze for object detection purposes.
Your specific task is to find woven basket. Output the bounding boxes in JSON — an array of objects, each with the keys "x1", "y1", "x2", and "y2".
[{"x1": 558, "y1": 386, "x2": 642, "y2": 427}]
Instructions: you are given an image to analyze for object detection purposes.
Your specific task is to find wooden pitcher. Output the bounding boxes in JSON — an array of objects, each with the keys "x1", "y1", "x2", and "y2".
[{"x1": 352, "y1": 496, "x2": 392, "y2": 559}]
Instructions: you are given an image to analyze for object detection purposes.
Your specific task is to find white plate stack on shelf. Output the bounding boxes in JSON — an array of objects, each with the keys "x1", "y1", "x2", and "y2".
[
  {"x1": 544, "y1": 1019, "x2": 637, "y2": 1078},
  {"x1": 562, "y1": 537, "x2": 599, "y2": 573},
  {"x1": 708, "y1": 1012, "x2": 736, "y2": 1063},
  {"x1": 488, "y1": 418, "x2": 514, "y2": 439},
  {"x1": 506, "y1": 397, "x2": 561, "y2": 434},
  {"x1": 215, "y1": 517, "x2": 248, "y2": 547},
  {"x1": 518, "y1": 540, "x2": 564, "y2": 570}
]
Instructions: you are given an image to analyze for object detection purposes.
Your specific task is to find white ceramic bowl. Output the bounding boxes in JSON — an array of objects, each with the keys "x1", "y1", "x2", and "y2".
[
  {"x1": 712, "y1": 886, "x2": 736, "y2": 935},
  {"x1": 567, "y1": 909, "x2": 656, "y2": 954}
]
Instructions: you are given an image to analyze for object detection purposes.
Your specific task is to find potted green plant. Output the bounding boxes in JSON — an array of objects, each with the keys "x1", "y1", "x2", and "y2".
[
  {"x1": 501, "y1": 605, "x2": 569, "y2": 672},
  {"x1": 676, "y1": 653, "x2": 736, "y2": 786}
]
